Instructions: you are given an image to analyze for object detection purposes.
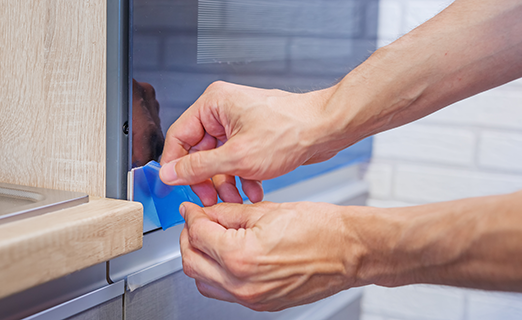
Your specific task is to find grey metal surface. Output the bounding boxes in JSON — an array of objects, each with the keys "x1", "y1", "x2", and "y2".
[
  {"x1": 0, "y1": 263, "x2": 109, "y2": 320},
  {"x1": 125, "y1": 269, "x2": 361, "y2": 320},
  {"x1": 0, "y1": 182, "x2": 88, "y2": 225},
  {"x1": 106, "y1": 0, "x2": 131, "y2": 200},
  {"x1": 23, "y1": 281, "x2": 124, "y2": 320},
  {"x1": 320, "y1": 296, "x2": 362, "y2": 320},
  {"x1": 109, "y1": 223, "x2": 184, "y2": 283},
  {"x1": 65, "y1": 297, "x2": 123, "y2": 320},
  {"x1": 276, "y1": 290, "x2": 361, "y2": 320},
  {"x1": 126, "y1": 251, "x2": 182, "y2": 292}
]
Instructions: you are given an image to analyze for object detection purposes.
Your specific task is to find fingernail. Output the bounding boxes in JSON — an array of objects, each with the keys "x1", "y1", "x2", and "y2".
[
  {"x1": 179, "y1": 203, "x2": 186, "y2": 218},
  {"x1": 160, "y1": 161, "x2": 178, "y2": 183}
]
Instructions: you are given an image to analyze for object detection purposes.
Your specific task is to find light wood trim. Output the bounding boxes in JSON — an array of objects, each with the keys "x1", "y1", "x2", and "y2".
[
  {"x1": 0, "y1": 198, "x2": 143, "y2": 299},
  {"x1": 0, "y1": 0, "x2": 107, "y2": 197}
]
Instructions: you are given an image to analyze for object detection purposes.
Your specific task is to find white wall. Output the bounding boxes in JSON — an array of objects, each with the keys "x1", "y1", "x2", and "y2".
[{"x1": 362, "y1": 0, "x2": 522, "y2": 319}]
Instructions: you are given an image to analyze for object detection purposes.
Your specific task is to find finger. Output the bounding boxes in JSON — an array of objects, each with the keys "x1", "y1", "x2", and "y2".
[
  {"x1": 160, "y1": 107, "x2": 206, "y2": 166},
  {"x1": 212, "y1": 174, "x2": 243, "y2": 204},
  {"x1": 239, "y1": 178, "x2": 264, "y2": 203},
  {"x1": 160, "y1": 145, "x2": 236, "y2": 185},
  {"x1": 190, "y1": 179, "x2": 218, "y2": 206},
  {"x1": 195, "y1": 280, "x2": 237, "y2": 303},
  {"x1": 204, "y1": 203, "x2": 265, "y2": 229},
  {"x1": 161, "y1": 87, "x2": 229, "y2": 166},
  {"x1": 181, "y1": 202, "x2": 232, "y2": 262},
  {"x1": 180, "y1": 228, "x2": 235, "y2": 300},
  {"x1": 190, "y1": 132, "x2": 217, "y2": 153}
]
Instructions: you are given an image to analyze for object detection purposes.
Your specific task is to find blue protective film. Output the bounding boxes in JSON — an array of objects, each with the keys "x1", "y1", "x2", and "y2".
[
  {"x1": 133, "y1": 161, "x2": 202, "y2": 230},
  {"x1": 133, "y1": 165, "x2": 161, "y2": 228}
]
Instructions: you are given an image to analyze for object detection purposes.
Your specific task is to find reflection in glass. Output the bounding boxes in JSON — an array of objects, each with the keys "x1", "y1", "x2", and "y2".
[{"x1": 132, "y1": 79, "x2": 164, "y2": 168}]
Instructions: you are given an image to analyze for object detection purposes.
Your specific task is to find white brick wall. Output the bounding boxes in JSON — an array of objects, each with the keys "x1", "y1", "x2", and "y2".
[
  {"x1": 373, "y1": 123, "x2": 476, "y2": 166},
  {"x1": 363, "y1": 0, "x2": 522, "y2": 319},
  {"x1": 394, "y1": 165, "x2": 522, "y2": 203},
  {"x1": 422, "y1": 87, "x2": 522, "y2": 130},
  {"x1": 467, "y1": 290, "x2": 522, "y2": 320},
  {"x1": 362, "y1": 285, "x2": 466, "y2": 320},
  {"x1": 479, "y1": 131, "x2": 522, "y2": 172}
]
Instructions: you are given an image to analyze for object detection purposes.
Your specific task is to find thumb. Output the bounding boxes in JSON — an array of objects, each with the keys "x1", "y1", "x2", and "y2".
[
  {"x1": 160, "y1": 147, "x2": 231, "y2": 185},
  {"x1": 180, "y1": 202, "x2": 230, "y2": 263}
]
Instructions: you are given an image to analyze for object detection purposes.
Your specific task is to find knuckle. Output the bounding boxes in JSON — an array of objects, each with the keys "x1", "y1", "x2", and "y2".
[
  {"x1": 223, "y1": 252, "x2": 255, "y2": 279},
  {"x1": 233, "y1": 287, "x2": 261, "y2": 305},
  {"x1": 248, "y1": 303, "x2": 270, "y2": 312},
  {"x1": 187, "y1": 223, "x2": 202, "y2": 245},
  {"x1": 207, "y1": 80, "x2": 227, "y2": 92},
  {"x1": 182, "y1": 257, "x2": 196, "y2": 278},
  {"x1": 195, "y1": 281, "x2": 212, "y2": 298}
]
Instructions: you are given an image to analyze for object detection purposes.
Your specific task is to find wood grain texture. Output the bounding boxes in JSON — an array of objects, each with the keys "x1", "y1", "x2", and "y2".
[
  {"x1": 0, "y1": 0, "x2": 107, "y2": 197},
  {"x1": 0, "y1": 198, "x2": 143, "y2": 299}
]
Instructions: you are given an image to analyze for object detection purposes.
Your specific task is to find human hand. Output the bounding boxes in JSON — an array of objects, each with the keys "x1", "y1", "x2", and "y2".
[
  {"x1": 132, "y1": 79, "x2": 165, "y2": 167},
  {"x1": 179, "y1": 201, "x2": 365, "y2": 311},
  {"x1": 159, "y1": 81, "x2": 340, "y2": 206}
]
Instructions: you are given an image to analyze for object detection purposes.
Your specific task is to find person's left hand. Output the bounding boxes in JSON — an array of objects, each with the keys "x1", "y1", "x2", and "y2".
[{"x1": 179, "y1": 201, "x2": 366, "y2": 311}]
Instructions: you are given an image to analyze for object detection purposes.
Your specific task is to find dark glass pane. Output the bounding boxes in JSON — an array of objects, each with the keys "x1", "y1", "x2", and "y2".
[{"x1": 132, "y1": 0, "x2": 377, "y2": 189}]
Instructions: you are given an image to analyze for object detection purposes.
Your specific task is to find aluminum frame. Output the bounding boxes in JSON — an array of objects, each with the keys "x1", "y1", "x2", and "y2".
[{"x1": 106, "y1": 0, "x2": 132, "y2": 200}]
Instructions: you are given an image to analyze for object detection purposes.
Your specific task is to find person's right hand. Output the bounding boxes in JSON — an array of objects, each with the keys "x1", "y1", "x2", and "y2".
[{"x1": 159, "y1": 81, "x2": 342, "y2": 206}]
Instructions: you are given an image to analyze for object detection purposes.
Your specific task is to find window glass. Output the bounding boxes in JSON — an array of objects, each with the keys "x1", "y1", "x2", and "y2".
[{"x1": 132, "y1": 0, "x2": 377, "y2": 192}]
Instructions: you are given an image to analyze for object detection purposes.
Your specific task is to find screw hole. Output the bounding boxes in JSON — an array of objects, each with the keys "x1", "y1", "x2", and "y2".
[{"x1": 122, "y1": 121, "x2": 129, "y2": 135}]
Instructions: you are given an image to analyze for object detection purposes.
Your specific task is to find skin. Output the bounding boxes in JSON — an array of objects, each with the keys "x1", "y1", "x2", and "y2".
[
  {"x1": 179, "y1": 192, "x2": 522, "y2": 311},
  {"x1": 159, "y1": 0, "x2": 522, "y2": 311}
]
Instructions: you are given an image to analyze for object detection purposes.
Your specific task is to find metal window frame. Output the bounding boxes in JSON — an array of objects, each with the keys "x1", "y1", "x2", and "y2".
[
  {"x1": 23, "y1": 281, "x2": 124, "y2": 320},
  {"x1": 106, "y1": 0, "x2": 132, "y2": 200}
]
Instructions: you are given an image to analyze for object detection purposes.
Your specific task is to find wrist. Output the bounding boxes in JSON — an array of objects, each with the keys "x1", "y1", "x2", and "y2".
[
  {"x1": 314, "y1": 45, "x2": 430, "y2": 155},
  {"x1": 341, "y1": 205, "x2": 418, "y2": 288},
  {"x1": 296, "y1": 85, "x2": 343, "y2": 158}
]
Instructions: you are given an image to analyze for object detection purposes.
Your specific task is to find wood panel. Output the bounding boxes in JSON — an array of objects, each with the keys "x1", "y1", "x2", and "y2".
[
  {"x1": 0, "y1": 198, "x2": 143, "y2": 299},
  {"x1": 0, "y1": 0, "x2": 107, "y2": 197}
]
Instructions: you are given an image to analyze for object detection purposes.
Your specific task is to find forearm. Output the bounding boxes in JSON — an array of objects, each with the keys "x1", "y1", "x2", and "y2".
[
  {"x1": 350, "y1": 191, "x2": 522, "y2": 291},
  {"x1": 309, "y1": 0, "x2": 522, "y2": 150}
]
